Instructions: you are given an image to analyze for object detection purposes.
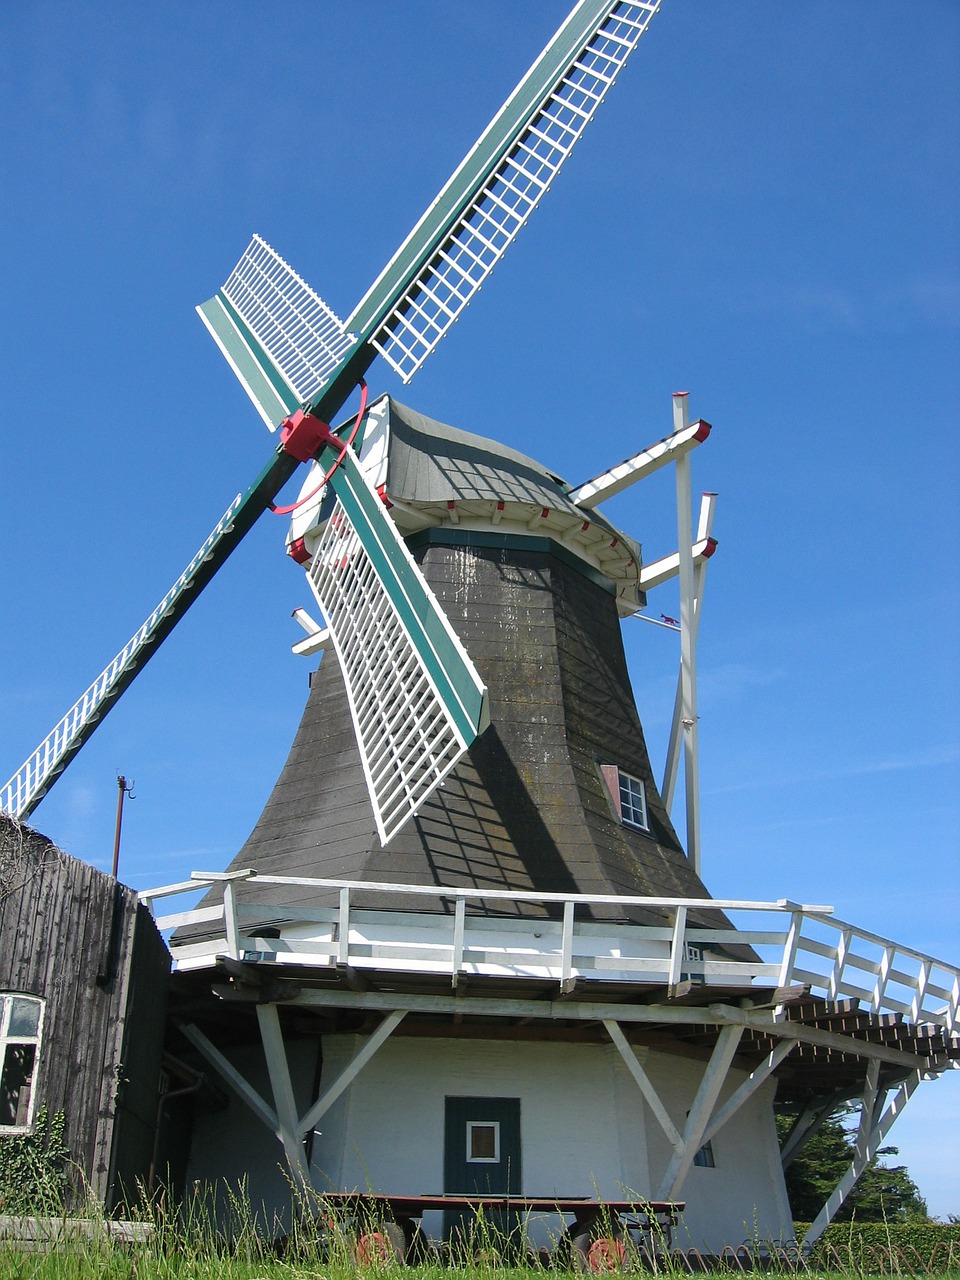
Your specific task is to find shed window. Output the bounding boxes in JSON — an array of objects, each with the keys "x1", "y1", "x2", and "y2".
[
  {"x1": 693, "y1": 1139, "x2": 716, "y2": 1168},
  {"x1": 600, "y1": 765, "x2": 650, "y2": 831},
  {"x1": 0, "y1": 995, "x2": 43, "y2": 1132}
]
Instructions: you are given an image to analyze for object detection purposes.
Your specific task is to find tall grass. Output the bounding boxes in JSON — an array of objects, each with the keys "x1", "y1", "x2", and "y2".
[{"x1": 2, "y1": 1181, "x2": 959, "y2": 1279}]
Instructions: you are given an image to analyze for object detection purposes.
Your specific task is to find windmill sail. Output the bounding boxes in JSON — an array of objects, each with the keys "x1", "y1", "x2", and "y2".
[
  {"x1": 310, "y1": 448, "x2": 488, "y2": 844},
  {"x1": 361, "y1": 0, "x2": 662, "y2": 382},
  {"x1": 1, "y1": 496, "x2": 242, "y2": 821},
  {"x1": 200, "y1": 1, "x2": 664, "y2": 422},
  {"x1": 197, "y1": 235, "x2": 356, "y2": 431}
]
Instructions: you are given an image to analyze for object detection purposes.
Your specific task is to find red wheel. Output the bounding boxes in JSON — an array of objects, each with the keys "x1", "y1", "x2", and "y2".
[
  {"x1": 354, "y1": 1224, "x2": 405, "y2": 1265},
  {"x1": 586, "y1": 1236, "x2": 626, "y2": 1273},
  {"x1": 571, "y1": 1232, "x2": 627, "y2": 1273}
]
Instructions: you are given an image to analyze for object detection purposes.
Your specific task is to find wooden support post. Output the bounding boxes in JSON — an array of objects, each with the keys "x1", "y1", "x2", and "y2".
[
  {"x1": 256, "y1": 1004, "x2": 313, "y2": 1190},
  {"x1": 777, "y1": 910, "x2": 804, "y2": 989},
  {"x1": 452, "y1": 896, "x2": 466, "y2": 987},
  {"x1": 702, "y1": 1038, "x2": 798, "y2": 1146},
  {"x1": 668, "y1": 906, "x2": 687, "y2": 993},
  {"x1": 802, "y1": 1069, "x2": 923, "y2": 1251},
  {"x1": 297, "y1": 1010, "x2": 407, "y2": 1138},
  {"x1": 560, "y1": 900, "x2": 575, "y2": 991},
  {"x1": 828, "y1": 928, "x2": 851, "y2": 1000},
  {"x1": 179, "y1": 1022, "x2": 277, "y2": 1131},
  {"x1": 656, "y1": 1023, "x2": 744, "y2": 1201},
  {"x1": 222, "y1": 880, "x2": 241, "y2": 961},
  {"x1": 338, "y1": 886, "x2": 351, "y2": 965},
  {"x1": 603, "y1": 1020, "x2": 683, "y2": 1152},
  {"x1": 662, "y1": 492, "x2": 715, "y2": 816},
  {"x1": 672, "y1": 392, "x2": 701, "y2": 876}
]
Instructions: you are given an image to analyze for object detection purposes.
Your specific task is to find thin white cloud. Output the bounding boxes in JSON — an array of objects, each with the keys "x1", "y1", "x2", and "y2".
[
  {"x1": 740, "y1": 273, "x2": 960, "y2": 332},
  {"x1": 700, "y1": 662, "x2": 786, "y2": 703},
  {"x1": 707, "y1": 743, "x2": 960, "y2": 796}
]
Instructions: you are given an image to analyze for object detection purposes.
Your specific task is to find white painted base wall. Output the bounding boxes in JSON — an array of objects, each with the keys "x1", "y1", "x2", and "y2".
[{"x1": 185, "y1": 1032, "x2": 794, "y2": 1253}]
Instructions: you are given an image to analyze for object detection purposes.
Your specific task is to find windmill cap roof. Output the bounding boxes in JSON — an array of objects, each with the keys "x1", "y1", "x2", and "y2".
[{"x1": 378, "y1": 396, "x2": 640, "y2": 558}]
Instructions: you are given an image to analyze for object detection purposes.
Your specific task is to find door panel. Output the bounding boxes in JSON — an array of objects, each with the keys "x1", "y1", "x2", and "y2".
[{"x1": 443, "y1": 1096, "x2": 521, "y2": 1249}]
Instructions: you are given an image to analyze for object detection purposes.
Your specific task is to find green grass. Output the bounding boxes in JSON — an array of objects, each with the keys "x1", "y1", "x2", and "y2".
[{"x1": 2, "y1": 1189, "x2": 958, "y2": 1279}]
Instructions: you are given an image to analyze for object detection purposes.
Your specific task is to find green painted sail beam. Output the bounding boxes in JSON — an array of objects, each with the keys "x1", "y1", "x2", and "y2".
[
  {"x1": 197, "y1": 293, "x2": 301, "y2": 429},
  {"x1": 7, "y1": 2, "x2": 651, "y2": 819}
]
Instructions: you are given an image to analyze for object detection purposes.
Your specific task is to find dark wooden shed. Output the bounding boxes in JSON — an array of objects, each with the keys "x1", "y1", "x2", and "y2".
[{"x1": 0, "y1": 815, "x2": 170, "y2": 1210}]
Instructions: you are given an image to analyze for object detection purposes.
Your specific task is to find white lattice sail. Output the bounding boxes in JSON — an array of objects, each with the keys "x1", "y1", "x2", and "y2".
[
  {"x1": 197, "y1": 235, "x2": 355, "y2": 430},
  {"x1": 1, "y1": 495, "x2": 243, "y2": 821},
  {"x1": 367, "y1": 1, "x2": 661, "y2": 382},
  {"x1": 306, "y1": 449, "x2": 487, "y2": 844}
]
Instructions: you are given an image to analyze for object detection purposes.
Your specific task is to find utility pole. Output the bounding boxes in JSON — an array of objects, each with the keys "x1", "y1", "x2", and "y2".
[{"x1": 111, "y1": 775, "x2": 135, "y2": 879}]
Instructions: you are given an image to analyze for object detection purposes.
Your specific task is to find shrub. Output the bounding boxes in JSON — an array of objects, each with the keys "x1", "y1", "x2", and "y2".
[
  {"x1": 800, "y1": 1219, "x2": 960, "y2": 1273},
  {"x1": 0, "y1": 1106, "x2": 70, "y2": 1213}
]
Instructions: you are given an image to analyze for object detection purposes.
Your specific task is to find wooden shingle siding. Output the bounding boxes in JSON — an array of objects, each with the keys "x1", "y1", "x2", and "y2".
[{"x1": 0, "y1": 818, "x2": 168, "y2": 1208}]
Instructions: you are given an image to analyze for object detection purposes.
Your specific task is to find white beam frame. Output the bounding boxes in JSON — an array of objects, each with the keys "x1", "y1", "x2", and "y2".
[
  {"x1": 180, "y1": 1007, "x2": 409, "y2": 1190},
  {"x1": 672, "y1": 393, "x2": 701, "y2": 876},
  {"x1": 568, "y1": 418, "x2": 711, "y2": 508},
  {"x1": 605, "y1": 1019, "x2": 798, "y2": 1206},
  {"x1": 656, "y1": 1023, "x2": 744, "y2": 1200},
  {"x1": 231, "y1": 987, "x2": 934, "y2": 1071},
  {"x1": 800, "y1": 1067, "x2": 924, "y2": 1251},
  {"x1": 638, "y1": 536, "x2": 716, "y2": 592},
  {"x1": 662, "y1": 487, "x2": 717, "y2": 829},
  {"x1": 142, "y1": 874, "x2": 959, "y2": 1039}
]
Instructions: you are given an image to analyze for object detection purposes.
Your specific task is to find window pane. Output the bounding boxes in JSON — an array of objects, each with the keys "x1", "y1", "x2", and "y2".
[
  {"x1": 618, "y1": 772, "x2": 646, "y2": 828},
  {"x1": 693, "y1": 1140, "x2": 715, "y2": 1168},
  {"x1": 468, "y1": 1122, "x2": 498, "y2": 1161},
  {"x1": 9, "y1": 998, "x2": 40, "y2": 1037},
  {"x1": 0, "y1": 1044, "x2": 36, "y2": 1127}
]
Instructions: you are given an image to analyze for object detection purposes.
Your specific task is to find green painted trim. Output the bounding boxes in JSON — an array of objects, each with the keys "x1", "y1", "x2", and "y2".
[
  {"x1": 197, "y1": 294, "x2": 299, "y2": 428},
  {"x1": 326, "y1": 450, "x2": 486, "y2": 742},
  {"x1": 347, "y1": 1, "x2": 615, "y2": 339},
  {"x1": 25, "y1": 442, "x2": 301, "y2": 818},
  {"x1": 216, "y1": 290, "x2": 301, "y2": 412},
  {"x1": 407, "y1": 527, "x2": 620, "y2": 598}
]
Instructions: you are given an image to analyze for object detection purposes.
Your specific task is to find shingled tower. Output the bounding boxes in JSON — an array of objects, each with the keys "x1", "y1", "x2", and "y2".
[{"x1": 227, "y1": 398, "x2": 711, "y2": 922}]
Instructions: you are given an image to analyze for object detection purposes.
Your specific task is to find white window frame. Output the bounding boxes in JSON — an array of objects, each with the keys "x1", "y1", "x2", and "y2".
[
  {"x1": 617, "y1": 769, "x2": 649, "y2": 831},
  {"x1": 0, "y1": 993, "x2": 44, "y2": 1134},
  {"x1": 466, "y1": 1120, "x2": 500, "y2": 1163}
]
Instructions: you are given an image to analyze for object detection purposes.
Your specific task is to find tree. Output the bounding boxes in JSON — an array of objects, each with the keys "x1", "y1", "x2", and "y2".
[{"x1": 776, "y1": 1105, "x2": 929, "y2": 1223}]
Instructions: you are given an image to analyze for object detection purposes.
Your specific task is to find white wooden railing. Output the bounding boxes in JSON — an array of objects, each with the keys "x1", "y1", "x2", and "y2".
[{"x1": 139, "y1": 872, "x2": 959, "y2": 1034}]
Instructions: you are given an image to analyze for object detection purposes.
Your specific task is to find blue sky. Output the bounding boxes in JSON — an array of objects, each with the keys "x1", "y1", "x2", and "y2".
[{"x1": 2, "y1": 2, "x2": 958, "y2": 1217}]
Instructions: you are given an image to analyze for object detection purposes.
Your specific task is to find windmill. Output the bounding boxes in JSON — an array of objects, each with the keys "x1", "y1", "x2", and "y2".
[
  {"x1": 2, "y1": 1, "x2": 957, "y2": 1259},
  {"x1": 2, "y1": 0, "x2": 666, "y2": 849}
]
